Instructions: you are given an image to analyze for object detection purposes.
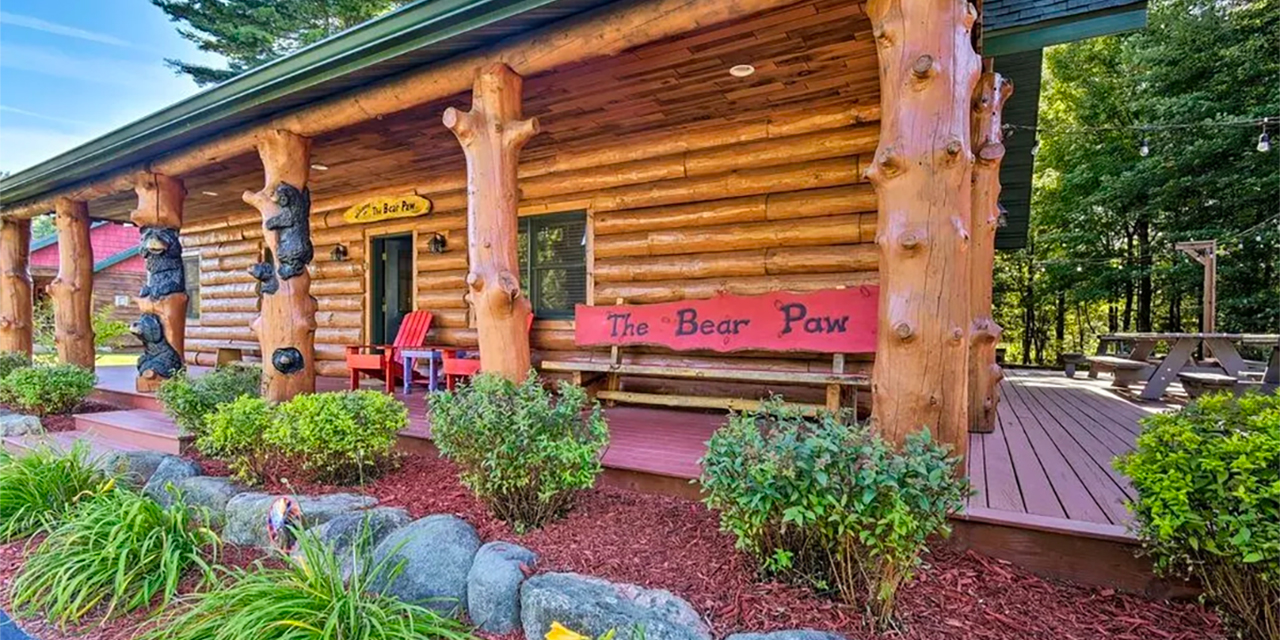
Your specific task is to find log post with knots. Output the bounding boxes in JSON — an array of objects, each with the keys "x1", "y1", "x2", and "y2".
[
  {"x1": 49, "y1": 198, "x2": 96, "y2": 369},
  {"x1": 244, "y1": 130, "x2": 318, "y2": 401},
  {"x1": 443, "y1": 63, "x2": 539, "y2": 382},
  {"x1": 0, "y1": 217, "x2": 34, "y2": 358},
  {"x1": 865, "y1": 0, "x2": 981, "y2": 457},
  {"x1": 968, "y1": 67, "x2": 1012, "y2": 433},
  {"x1": 131, "y1": 172, "x2": 189, "y2": 392}
]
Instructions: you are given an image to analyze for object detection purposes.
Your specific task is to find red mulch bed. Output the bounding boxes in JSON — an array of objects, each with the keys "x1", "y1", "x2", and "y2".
[{"x1": 0, "y1": 399, "x2": 123, "y2": 434}]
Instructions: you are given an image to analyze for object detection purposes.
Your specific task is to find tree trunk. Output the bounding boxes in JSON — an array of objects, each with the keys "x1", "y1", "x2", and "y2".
[
  {"x1": 1055, "y1": 291, "x2": 1066, "y2": 350},
  {"x1": 244, "y1": 130, "x2": 317, "y2": 401},
  {"x1": 0, "y1": 217, "x2": 33, "y2": 358},
  {"x1": 1137, "y1": 216, "x2": 1152, "y2": 332},
  {"x1": 1122, "y1": 232, "x2": 1133, "y2": 332},
  {"x1": 1108, "y1": 301, "x2": 1118, "y2": 333},
  {"x1": 1021, "y1": 255, "x2": 1034, "y2": 366},
  {"x1": 50, "y1": 198, "x2": 95, "y2": 369},
  {"x1": 444, "y1": 63, "x2": 538, "y2": 382},
  {"x1": 967, "y1": 68, "x2": 1010, "y2": 434},
  {"x1": 131, "y1": 173, "x2": 188, "y2": 392},
  {"x1": 866, "y1": 0, "x2": 980, "y2": 456}
]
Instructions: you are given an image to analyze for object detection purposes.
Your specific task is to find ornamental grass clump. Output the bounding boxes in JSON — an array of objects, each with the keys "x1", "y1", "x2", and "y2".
[
  {"x1": 142, "y1": 521, "x2": 475, "y2": 640},
  {"x1": 266, "y1": 390, "x2": 406, "y2": 484},
  {"x1": 1115, "y1": 391, "x2": 1280, "y2": 640},
  {"x1": 156, "y1": 363, "x2": 261, "y2": 438},
  {"x1": 700, "y1": 400, "x2": 967, "y2": 629},
  {"x1": 0, "y1": 443, "x2": 105, "y2": 541},
  {"x1": 10, "y1": 485, "x2": 220, "y2": 627},
  {"x1": 429, "y1": 372, "x2": 608, "y2": 530},
  {"x1": 0, "y1": 363, "x2": 96, "y2": 416}
]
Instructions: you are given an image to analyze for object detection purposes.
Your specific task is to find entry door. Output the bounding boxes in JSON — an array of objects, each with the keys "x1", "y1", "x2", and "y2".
[{"x1": 370, "y1": 235, "x2": 414, "y2": 344}]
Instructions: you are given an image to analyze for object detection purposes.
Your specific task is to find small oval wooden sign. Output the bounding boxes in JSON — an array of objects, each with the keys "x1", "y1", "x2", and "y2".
[{"x1": 342, "y1": 195, "x2": 432, "y2": 224}]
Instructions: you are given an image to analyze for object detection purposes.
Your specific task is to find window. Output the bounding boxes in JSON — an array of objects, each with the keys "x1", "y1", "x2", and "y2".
[
  {"x1": 183, "y1": 255, "x2": 201, "y2": 319},
  {"x1": 517, "y1": 212, "x2": 587, "y2": 319}
]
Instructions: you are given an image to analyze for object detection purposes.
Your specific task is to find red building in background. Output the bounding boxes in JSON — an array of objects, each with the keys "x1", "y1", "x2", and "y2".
[{"x1": 29, "y1": 221, "x2": 145, "y2": 321}]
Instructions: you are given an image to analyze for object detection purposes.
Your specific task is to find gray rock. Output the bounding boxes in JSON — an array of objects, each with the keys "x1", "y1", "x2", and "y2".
[
  {"x1": 0, "y1": 413, "x2": 41, "y2": 437},
  {"x1": 142, "y1": 456, "x2": 203, "y2": 505},
  {"x1": 101, "y1": 450, "x2": 169, "y2": 487},
  {"x1": 370, "y1": 515, "x2": 480, "y2": 617},
  {"x1": 469, "y1": 541, "x2": 538, "y2": 634},
  {"x1": 521, "y1": 573, "x2": 711, "y2": 640},
  {"x1": 171, "y1": 476, "x2": 246, "y2": 520},
  {"x1": 304, "y1": 507, "x2": 410, "y2": 575},
  {"x1": 726, "y1": 631, "x2": 845, "y2": 640},
  {"x1": 223, "y1": 492, "x2": 378, "y2": 548}
]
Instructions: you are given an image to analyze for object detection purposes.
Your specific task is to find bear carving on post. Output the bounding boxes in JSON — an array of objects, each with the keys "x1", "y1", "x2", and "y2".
[
  {"x1": 130, "y1": 173, "x2": 188, "y2": 392},
  {"x1": 132, "y1": 313, "x2": 183, "y2": 383},
  {"x1": 138, "y1": 227, "x2": 185, "y2": 300},
  {"x1": 264, "y1": 183, "x2": 313, "y2": 280},
  {"x1": 248, "y1": 250, "x2": 280, "y2": 295}
]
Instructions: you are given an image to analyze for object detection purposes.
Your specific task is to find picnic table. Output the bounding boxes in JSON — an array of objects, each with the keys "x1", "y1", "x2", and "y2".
[{"x1": 1088, "y1": 332, "x2": 1280, "y2": 400}]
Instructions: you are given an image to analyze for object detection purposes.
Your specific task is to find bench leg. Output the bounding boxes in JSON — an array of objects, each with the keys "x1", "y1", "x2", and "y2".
[
  {"x1": 1141, "y1": 338, "x2": 1197, "y2": 401},
  {"x1": 1065, "y1": 363, "x2": 1077, "y2": 378},
  {"x1": 825, "y1": 384, "x2": 840, "y2": 413}
]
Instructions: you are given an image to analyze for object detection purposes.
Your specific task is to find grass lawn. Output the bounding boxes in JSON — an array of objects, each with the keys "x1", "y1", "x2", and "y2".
[{"x1": 94, "y1": 352, "x2": 139, "y2": 367}]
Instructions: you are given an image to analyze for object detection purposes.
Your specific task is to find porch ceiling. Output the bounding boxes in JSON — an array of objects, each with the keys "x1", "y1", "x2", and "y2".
[{"x1": 86, "y1": 0, "x2": 878, "y2": 226}]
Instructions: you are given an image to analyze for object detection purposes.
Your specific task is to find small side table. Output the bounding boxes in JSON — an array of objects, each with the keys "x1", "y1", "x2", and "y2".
[{"x1": 400, "y1": 348, "x2": 444, "y2": 394}]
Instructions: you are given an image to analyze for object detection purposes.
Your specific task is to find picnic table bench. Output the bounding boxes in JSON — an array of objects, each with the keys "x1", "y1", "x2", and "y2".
[{"x1": 1091, "y1": 333, "x2": 1279, "y2": 400}]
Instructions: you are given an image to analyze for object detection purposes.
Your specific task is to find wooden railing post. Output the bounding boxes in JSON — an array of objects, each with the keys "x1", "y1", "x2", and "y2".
[
  {"x1": 244, "y1": 130, "x2": 317, "y2": 401},
  {"x1": 131, "y1": 172, "x2": 189, "y2": 392},
  {"x1": 865, "y1": 0, "x2": 981, "y2": 456},
  {"x1": 50, "y1": 198, "x2": 96, "y2": 369},
  {"x1": 0, "y1": 217, "x2": 34, "y2": 358},
  {"x1": 444, "y1": 63, "x2": 538, "y2": 382},
  {"x1": 968, "y1": 68, "x2": 1012, "y2": 433}
]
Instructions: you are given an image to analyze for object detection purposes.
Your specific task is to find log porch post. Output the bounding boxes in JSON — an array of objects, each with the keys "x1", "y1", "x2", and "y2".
[
  {"x1": 50, "y1": 198, "x2": 96, "y2": 369},
  {"x1": 443, "y1": 63, "x2": 538, "y2": 382},
  {"x1": 865, "y1": 0, "x2": 981, "y2": 455},
  {"x1": 131, "y1": 173, "x2": 188, "y2": 392},
  {"x1": 244, "y1": 130, "x2": 317, "y2": 401},
  {"x1": 0, "y1": 217, "x2": 34, "y2": 358},
  {"x1": 968, "y1": 68, "x2": 1012, "y2": 433}
]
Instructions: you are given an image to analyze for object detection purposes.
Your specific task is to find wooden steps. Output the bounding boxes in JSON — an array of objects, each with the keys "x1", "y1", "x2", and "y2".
[
  {"x1": 74, "y1": 410, "x2": 187, "y2": 455},
  {"x1": 89, "y1": 383, "x2": 164, "y2": 411},
  {"x1": 2, "y1": 428, "x2": 148, "y2": 459}
]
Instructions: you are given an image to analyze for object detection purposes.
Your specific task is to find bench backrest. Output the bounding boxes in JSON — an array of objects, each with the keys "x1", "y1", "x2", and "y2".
[
  {"x1": 392, "y1": 310, "x2": 434, "y2": 349},
  {"x1": 574, "y1": 288, "x2": 877, "y2": 354}
]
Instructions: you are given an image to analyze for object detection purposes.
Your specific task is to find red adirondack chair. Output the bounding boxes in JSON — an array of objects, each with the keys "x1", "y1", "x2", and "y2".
[
  {"x1": 441, "y1": 314, "x2": 535, "y2": 390},
  {"x1": 346, "y1": 310, "x2": 434, "y2": 393}
]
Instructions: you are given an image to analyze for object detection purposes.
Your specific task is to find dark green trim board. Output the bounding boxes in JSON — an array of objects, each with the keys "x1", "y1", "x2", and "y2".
[
  {"x1": 28, "y1": 221, "x2": 109, "y2": 252},
  {"x1": 985, "y1": 4, "x2": 1147, "y2": 56},
  {"x1": 93, "y1": 247, "x2": 141, "y2": 273},
  {"x1": 993, "y1": 49, "x2": 1043, "y2": 252}
]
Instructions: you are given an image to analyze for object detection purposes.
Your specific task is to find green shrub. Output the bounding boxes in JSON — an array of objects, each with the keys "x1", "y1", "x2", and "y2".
[
  {"x1": 157, "y1": 364, "x2": 261, "y2": 437},
  {"x1": 0, "y1": 352, "x2": 31, "y2": 381},
  {"x1": 266, "y1": 390, "x2": 405, "y2": 484},
  {"x1": 429, "y1": 372, "x2": 608, "y2": 530},
  {"x1": 0, "y1": 443, "x2": 107, "y2": 541},
  {"x1": 142, "y1": 521, "x2": 475, "y2": 640},
  {"x1": 1115, "y1": 391, "x2": 1280, "y2": 639},
  {"x1": 0, "y1": 364, "x2": 96, "y2": 416},
  {"x1": 198, "y1": 395, "x2": 274, "y2": 485},
  {"x1": 700, "y1": 400, "x2": 968, "y2": 628},
  {"x1": 10, "y1": 486, "x2": 219, "y2": 627}
]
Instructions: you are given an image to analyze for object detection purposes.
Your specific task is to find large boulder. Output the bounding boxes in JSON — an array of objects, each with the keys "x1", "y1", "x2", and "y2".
[
  {"x1": 0, "y1": 413, "x2": 42, "y2": 437},
  {"x1": 370, "y1": 515, "x2": 480, "y2": 618},
  {"x1": 726, "y1": 631, "x2": 845, "y2": 640},
  {"x1": 468, "y1": 541, "x2": 538, "y2": 634},
  {"x1": 304, "y1": 506, "x2": 411, "y2": 577},
  {"x1": 170, "y1": 476, "x2": 246, "y2": 520},
  {"x1": 142, "y1": 456, "x2": 203, "y2": 505},
  {"x1": 101, "y1": 450, "x2": 169, "y2": 487},
  {"x1": 223, "y1": 492, "x2": 377, "y2": 548},
  {"x1": 521, "y1": 573, "x2": 711, "y2": 640}
]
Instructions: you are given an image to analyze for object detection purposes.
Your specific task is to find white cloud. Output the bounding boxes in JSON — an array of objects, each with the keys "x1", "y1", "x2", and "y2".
[
  {"x1": 0, "y1": 42, "x2": 176, "y2": 90},
  {"x1": 0, "y1": 10, "x2": 136, "y2": 49},
  {"x1": 0, "y1": 105, "x2": 96, "y2": 129},
  {"x1": 0, "y1": 126, "x2": 91, "y2": 173}
]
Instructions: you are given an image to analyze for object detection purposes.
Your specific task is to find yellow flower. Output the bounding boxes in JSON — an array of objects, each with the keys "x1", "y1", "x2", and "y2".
[{"x1": 547, "y1": 622, "x2": 590, "y2": 640}]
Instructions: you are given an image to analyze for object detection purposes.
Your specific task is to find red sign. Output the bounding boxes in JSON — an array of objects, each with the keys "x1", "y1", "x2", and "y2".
[{"x1": 574, "y1": 287, "x2": 878, "y2": 354}]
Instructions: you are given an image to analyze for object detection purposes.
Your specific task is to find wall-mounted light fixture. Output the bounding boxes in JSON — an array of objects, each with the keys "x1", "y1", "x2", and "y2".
[
  {"x1": 428, "y1": 232, "x2": 448, "y2": 254},
  {"x1": 310, "y1": 163, "x2": 330, "y2": 171},
  {"x1": 330, "y1": 243, "x2": 349, "y2": 262}
]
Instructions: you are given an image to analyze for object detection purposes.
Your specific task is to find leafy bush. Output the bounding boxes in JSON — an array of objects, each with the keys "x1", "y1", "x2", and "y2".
[
  {"x1": 10, "y1": 486, "x2": 219, "y2": 627},
  {"x1": 198, "y1": 395, "x2": 274, "y2": 485},
  {"x1": 0, "y1": 352, "x2": 31, "y2": 381},
  {"x1": 0, "y1": 364, "x2": 96, "y2": 416},
  {"x1": 429, "y1": 372, "x2": 608, "y2": 530},
  {"x1": 0, "y1": 443, "x2": 107, "y2": 541},
  {"x1": 31, "y1": 300, "x2": 131, "y2": 356},
  {"x1": 92, "y1": 305, "x2": 132, "y2": 349},
  {"x1": 700, "y1": 401, "x2": 967, "y2": 628},
  {"x1": 266, "y1": 390, "x2": 405, "y2": 484},
  {"x1": 142, "y1": 521, "x2": 475, "y2": 640},
  {"x1": 1115, "y1": 391, "x2": 1280, "y2": 639},
  {"x1": 157, "y1": 364, "x2": 261, "y2": 437}
]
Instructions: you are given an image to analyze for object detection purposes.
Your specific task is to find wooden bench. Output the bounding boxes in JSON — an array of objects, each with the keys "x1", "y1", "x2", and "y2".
[
  {"x1": 1085, "y1": 355, "x2": 1153, "y2": 388},
  {"x1": 1061, "y1": 353, "x2": 1087, "y2": 378},
  {"x1": 1177, "y1": 372, "x2": 1239, "y2": 399}
]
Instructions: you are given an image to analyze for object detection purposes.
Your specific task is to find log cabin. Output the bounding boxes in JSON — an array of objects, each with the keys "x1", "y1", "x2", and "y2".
[{"x1": 0, "y1": 0, "x2": 1148, "y2": 497}]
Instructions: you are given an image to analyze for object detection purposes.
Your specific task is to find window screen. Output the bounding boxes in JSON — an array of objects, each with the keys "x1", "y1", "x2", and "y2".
[
  {"x1": 183, "y1": 255, "x2": 200, "y2": 319},
  {"x1": 517, "y1": 212, "x2": 587, "y2": 319}
]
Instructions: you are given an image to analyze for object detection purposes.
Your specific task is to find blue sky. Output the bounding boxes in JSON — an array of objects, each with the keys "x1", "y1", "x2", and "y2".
[{"x1": 0, "y1": 0, "x2": 224, "y2": 175}]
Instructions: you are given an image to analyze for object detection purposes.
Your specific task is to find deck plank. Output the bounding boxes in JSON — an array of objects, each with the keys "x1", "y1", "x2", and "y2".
[
  {"x1": 981, "y1": 398, "x2": 1026, "y2": 513},
  {"x1": 996, "y1": 378, "x2": 1067, "y2": 519}
]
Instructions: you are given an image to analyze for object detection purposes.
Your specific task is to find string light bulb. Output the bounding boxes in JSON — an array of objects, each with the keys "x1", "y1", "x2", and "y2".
[
  {"x1": 1139, "y1": 137, "x2": 1150, "y2": 157},
  {"x1": 1031, "y1": 137, "x2": 1041, "y2": 156},
  {"x1": 1259, "y1": 131, "x2": 1272, "y2": 153}
]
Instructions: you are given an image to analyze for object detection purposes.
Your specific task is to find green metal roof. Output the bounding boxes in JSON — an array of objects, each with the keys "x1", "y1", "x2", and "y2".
[
  {"x1": 0, "y1": 0, "x2": 614, "y2": 209},
  {"x1": 29, "y1": 221, "x2": 108, "y2": 252},
  {"x1": 93, "y1": 246, "x2": 141, "y2": 273}
]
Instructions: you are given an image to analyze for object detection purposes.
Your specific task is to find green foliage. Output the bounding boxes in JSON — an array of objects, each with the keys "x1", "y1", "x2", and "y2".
[
  {"x1": 266, "y1": 391, "x2": 405, "y2": 484},
  {"x1": 10, "y1": 486, "x2": 219, "y2": 627},
  {"x1": 429, "y1": 372, "x2": 608, "y2": 530},
  {"x1": 152, "y1": 0, "x2": 410, "y2": 86},
  {"x1": 157, "y1": 364, "x2": 261, "y2": 437},
  {"x1": 198, "y1": 395, "x2": 274, "y2": 485},
  {"x1": 700, "y1": 401, "x2": 968, "y2": 628},
  {"x1": 0, "y1": 364, "x2": 96, "y2": 416},
  {"x1": 91, "y1": 305, "x2": 132, "y2": 349},
  {"x1": 142, "y1": 521, "x2": 476, "y2": 640},
  {"x1": 0, "y1": 443, "x2": 107, "y2": 541},
  {"x1": 1116, "y1": 391, "x2": 1280, "y2": 639},
  {"x1": 0, "y1": 352, "x2": 31, "y2": 381},
  {"x1": 31, "y1": 299, "x2": 133, "y2": 357}
]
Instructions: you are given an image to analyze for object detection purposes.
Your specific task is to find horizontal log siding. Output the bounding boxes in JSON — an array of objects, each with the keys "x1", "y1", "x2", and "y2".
[{"x1": 180, "y1": 104, "x2": 879, "y2": 398}]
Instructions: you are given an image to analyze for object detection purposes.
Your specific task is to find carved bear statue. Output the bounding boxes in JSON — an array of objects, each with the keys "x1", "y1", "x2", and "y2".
[
  {"x1": 138, "y1": 226, "x2": 185, "y2": 300},
  {"x1": 264, "y1": 182, "x2": 314, "y2": 281},
  {"x1": 132, "y1": 313, "x2": 183, "y2": 381},
  {"x1": 272, "y1": 347, "x2": 305, "y2": 375},
  {"x1": 248, "y1": 260, "x2": 279, "y2": 295}
]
